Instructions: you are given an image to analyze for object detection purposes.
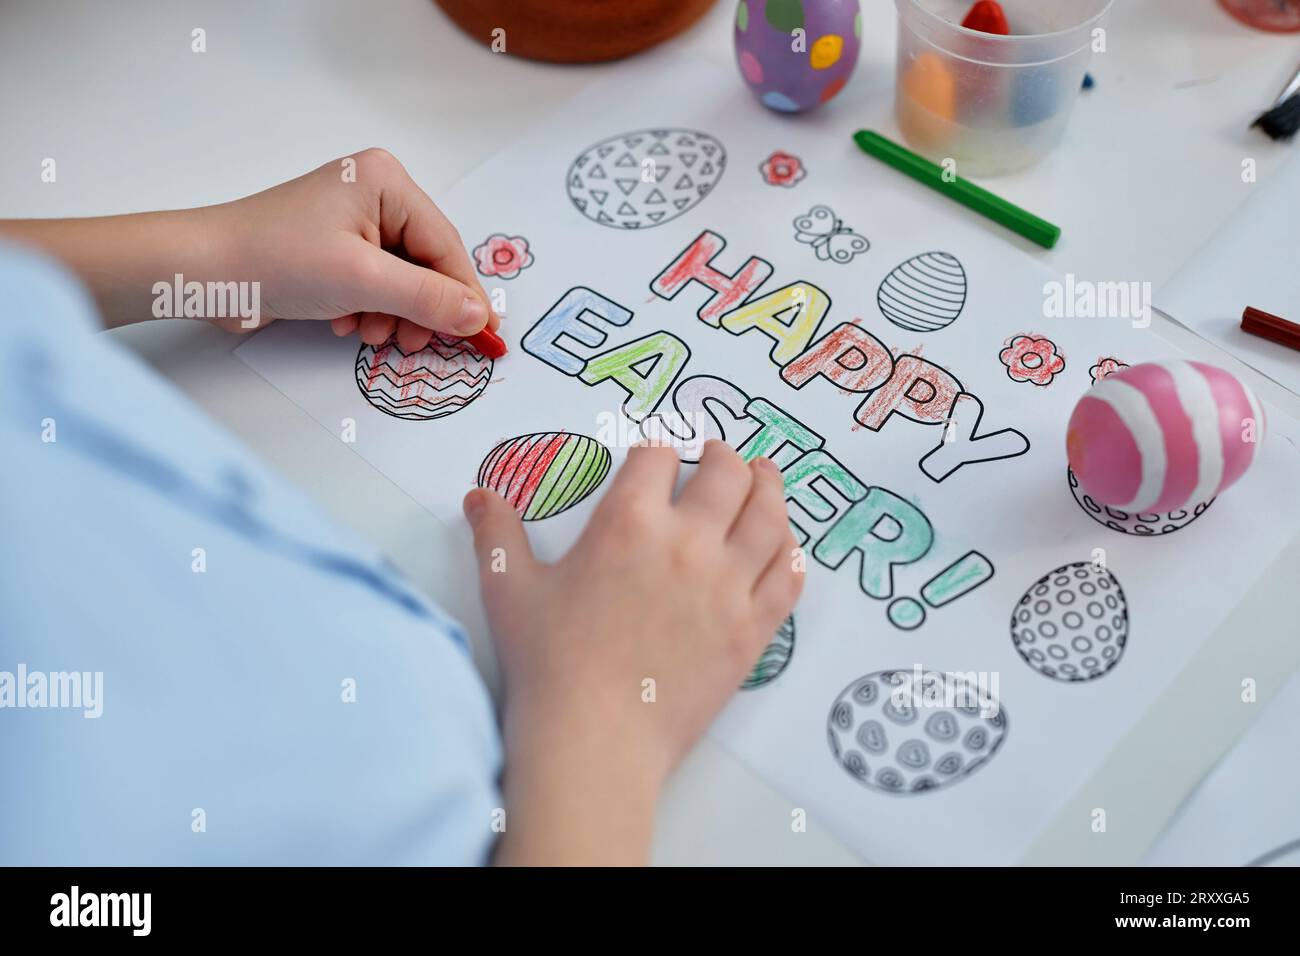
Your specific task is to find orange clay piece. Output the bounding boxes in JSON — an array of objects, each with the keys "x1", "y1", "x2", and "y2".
[
  {"x1": 903, "y1": 52, "x2": 957, "y2": 121},
  {"x1": 898, "y1": 51, "x2": 958, "y2": 151}
]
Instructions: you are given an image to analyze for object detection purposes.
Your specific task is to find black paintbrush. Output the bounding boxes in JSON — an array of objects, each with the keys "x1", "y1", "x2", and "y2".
[{"x1": 1252, "y1": 62, "x2": 1300, "y2": 142}]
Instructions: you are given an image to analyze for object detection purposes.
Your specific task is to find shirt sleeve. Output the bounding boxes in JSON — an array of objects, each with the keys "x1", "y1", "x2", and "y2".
[{"x1": 0, "y1": 242, "x2": 502, "y2": 865}]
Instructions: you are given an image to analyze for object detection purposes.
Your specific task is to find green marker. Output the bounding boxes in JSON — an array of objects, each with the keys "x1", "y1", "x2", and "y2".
[{"x1": 851, "y1": 130, "x2": 1061, "y2": 250}]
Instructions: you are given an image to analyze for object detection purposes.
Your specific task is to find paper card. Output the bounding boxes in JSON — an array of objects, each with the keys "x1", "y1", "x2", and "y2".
[
  {"x1": 1145, "y1": 666, "x2": 1300, "y2": 867},
  {"x1": 1157, "y1": 155, "x2": 1300, "y2": 395}
]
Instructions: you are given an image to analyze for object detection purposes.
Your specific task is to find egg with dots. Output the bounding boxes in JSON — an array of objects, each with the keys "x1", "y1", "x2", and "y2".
[
  {"x1": 1011, "y1": 562, "x2": 1128, "y2": 683},
  {"x1": 734, "y1": 0, "x2": 861, "y2": 113},
  {"x1": 477, "y1": 432, "x2": 612, "y2": 521},
  {"x1": 1066, "y1": 360, "x2": 1265, "y2": 514}
]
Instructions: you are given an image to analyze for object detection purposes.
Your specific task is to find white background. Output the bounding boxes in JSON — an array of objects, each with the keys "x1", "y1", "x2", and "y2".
[{"x1": 3, "y1": 0, "x2": 1300, "y2": 864}]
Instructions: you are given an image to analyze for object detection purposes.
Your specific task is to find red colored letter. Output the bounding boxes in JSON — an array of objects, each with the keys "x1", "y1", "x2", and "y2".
[
  {"x1": 854, "y1": 356, "x2": 961, "y2": 431},
  {"x1": 781, "y1": 322, "x2": 894, "y2": 392},
  {"x1": 651, "y1": 230, "x2": 774, "y2": 327}
]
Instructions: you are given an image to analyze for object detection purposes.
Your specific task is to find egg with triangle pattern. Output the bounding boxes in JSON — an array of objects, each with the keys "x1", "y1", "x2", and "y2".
[{"x1": 566, "y1": 129, "x2": 727, "y2": 230}]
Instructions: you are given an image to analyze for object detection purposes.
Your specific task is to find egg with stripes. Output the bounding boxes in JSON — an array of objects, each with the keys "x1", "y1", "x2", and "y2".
[
  {"x1": 827, "y1": 669, "x2": 1007, "y2": 795},
  {"x1": 1067, "y1": 360, "x2": 1264, "y2": 513},
  {"x1": 741, "y1": 615, "x2": 795, "y2": 689},
  {"x1": 355, "y1": 334, "x2": 492, "y2": 420},
  {"x1": 1011, "y1": 562, "x2": 1129, "y2": 682},
  {"x1": 477, "y1": 432, "x2": 612, "y2": 521},
  {"x1": 566, "y1": 129, "x2": 726, "y2": 230},
  {"x1": 877, "y1": 251, "x2": 967, "y2": 333}
]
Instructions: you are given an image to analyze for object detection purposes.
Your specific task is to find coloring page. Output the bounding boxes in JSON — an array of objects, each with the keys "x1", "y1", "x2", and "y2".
[{"x1": 237, "y1": 58, "x2": 1300, "y2": 865}]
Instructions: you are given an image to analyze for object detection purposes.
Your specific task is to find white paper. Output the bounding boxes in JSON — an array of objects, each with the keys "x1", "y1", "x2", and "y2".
[
  {"x1": 1145, "y1": 667, "x2": 1300, "y2": 867},
  {"x1": 1157, "y1": 155, "x2": 1300, "y2": 395},
  {"x1": 237, "y1": 58, "x2": 1300, "y2": 865}
]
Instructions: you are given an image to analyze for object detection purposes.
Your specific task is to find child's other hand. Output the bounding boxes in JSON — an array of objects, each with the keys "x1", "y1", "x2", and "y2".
[
  {"x1": 217, "y1": 148, "x2": 498, "y2": 350},
  {"x1": 463, "y1": 441, "x2": 803, "y2": 865}
]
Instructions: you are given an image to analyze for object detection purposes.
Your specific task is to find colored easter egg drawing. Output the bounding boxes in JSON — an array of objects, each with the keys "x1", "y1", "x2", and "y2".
[
  {"x1": 1011, "y1": 562, "x2": 1128, "y2": 683},
  {"x1": 477, "y1": 432, "x2": 612, "y2": 521},
  {"x1": 741, "y1": 615, "x2": 795, "y2": 689},
  {"x1": 355, "y1": 334, "x2": 493, "y2": 421},
  {"x1": 566, "y1": 129, "x2": 726, "y2": 230},
  {"x1": 734, "y1": 0, "x2": 862, "y2": 113},
  {"x1": 1067, "y1": 360, "x2": 1265, "y2": 514},
  {"x1": 827, "y1": 669, "x2": 1007, "y2": 795},
  {"x1": 877, "y1": 251, "x2": 967, "y2": 332}
]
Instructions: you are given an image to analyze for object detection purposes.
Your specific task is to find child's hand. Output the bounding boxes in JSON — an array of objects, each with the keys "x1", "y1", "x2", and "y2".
[
  {"x1": 217, "y1": 148, "x2": 498, "y2": 350},
  {"x1": 1, "y1": 148, "x2": 498, "y2": 348},
  {"x1": 463, "y1": 441, "x2": 804, "y2": 865}
]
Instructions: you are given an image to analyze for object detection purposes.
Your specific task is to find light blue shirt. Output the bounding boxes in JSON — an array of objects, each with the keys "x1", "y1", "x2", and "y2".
[{"x1": 0, "y1": 245, "x2": 502, "y2": 865}]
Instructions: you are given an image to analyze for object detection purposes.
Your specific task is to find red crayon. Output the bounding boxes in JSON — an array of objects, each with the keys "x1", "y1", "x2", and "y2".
[
  {"x1": 468, "y1": 325, "x2": 508, "y2": 359},
  {"x1": 1241, "y1": 306, "x2": 1300, "y2": 352},
  {"x1": 962, "y1": 0, "x2": 1010, "y2": 34}
]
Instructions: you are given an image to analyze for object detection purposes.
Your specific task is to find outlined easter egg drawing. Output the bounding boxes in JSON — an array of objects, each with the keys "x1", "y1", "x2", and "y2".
[
  {"x1": 1068, "y1": 468, "x2": 1214, "y2": 536},
  {"x1": 566, "y1": 129, "x2": 726, "y2": 229},
  {"x1": 877, "y1": 251, "x2": 967, "y2": 333},
  {"x1": 741, "y1": 615, "x2": 795, "y2": 689},
  {"x1": 477, "y1": 432, "x2": 612, "y2": 521},
  {"x1": 355, "y1": 334, "x2": 493, "y2": 420},
  {"x1": 827, "y1": 669, "x2": 1007, "y2": 795},
  {"x1": 1010, "y1": 561, "x2": 1129, "y2": 682}
]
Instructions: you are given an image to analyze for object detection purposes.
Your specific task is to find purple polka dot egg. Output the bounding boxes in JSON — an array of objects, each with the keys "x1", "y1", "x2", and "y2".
[{"x1": 735, "y1": 0, "x2": 862, "y2": 113}]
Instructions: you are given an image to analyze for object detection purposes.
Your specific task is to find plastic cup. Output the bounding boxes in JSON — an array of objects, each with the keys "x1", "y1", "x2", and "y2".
[{"x1": 894, "y1": 0, "x2": 1114, "y2": 176}]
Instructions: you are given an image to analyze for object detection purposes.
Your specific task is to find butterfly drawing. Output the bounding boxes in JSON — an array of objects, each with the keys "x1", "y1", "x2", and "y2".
[{"x1": 793, "y1": 205, "x2": 870, "y2": 264}]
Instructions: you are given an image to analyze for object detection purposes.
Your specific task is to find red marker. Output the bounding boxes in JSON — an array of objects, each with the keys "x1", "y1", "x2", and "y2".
[
  {"x1": 1241, "y1": 306, "x2": 1300, "y2": 352},
  {"x1": 962, "y1": 0, "x2": 1010, "y2": 34},
  {"x1": 468, "y1": 325, "x2": 508, "y2": 359}
]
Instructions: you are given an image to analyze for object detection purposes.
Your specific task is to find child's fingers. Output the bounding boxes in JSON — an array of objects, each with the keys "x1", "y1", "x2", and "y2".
[
  {"x1": 357, "y1": 312, "x2": 396, "y2": 346},
  {"x1": 331, "y1": 315, "x2": 360, "y2": 337},
  {"x1": 356, "y1": 246, "x2": 488, "y2": 336},
  {"x1": 463, "y1": 488, "x2": 537, "y2": 602},
  {"x1": 752, "y1": 530, "x2": 805, "y2": 625},
  {"x1": 600, "y1": 442, "x2": 680, "y2": 510},
  {"x1": 676, "y1": 439, "x2": 752, "y2": 532},
  {"x1": 394, "y1": 318, "x2": 434, "y2": 354},
  {"x1": 374, "y1": 161, "x2": 498, "y2": 323},
  {"x1": 725, "y1": 458, "x2": 790, "y2": 579}
]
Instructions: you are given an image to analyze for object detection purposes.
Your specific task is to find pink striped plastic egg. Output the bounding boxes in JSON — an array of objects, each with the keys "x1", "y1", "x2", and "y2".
[{"x1": 1066, "y1": 360, "x2": 1264, "y2": 513}]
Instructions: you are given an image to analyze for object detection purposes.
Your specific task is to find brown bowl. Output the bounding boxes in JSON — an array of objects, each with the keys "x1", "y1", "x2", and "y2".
[{"x1": 434, "y1": 0, "x2": 719, "y2": 63}]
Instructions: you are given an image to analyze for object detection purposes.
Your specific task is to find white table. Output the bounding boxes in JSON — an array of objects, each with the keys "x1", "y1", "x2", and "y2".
[{"x1": 3, "y1": 0, "x2": 1299, "y2": 864}]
